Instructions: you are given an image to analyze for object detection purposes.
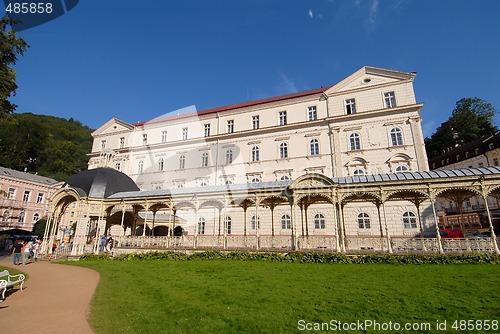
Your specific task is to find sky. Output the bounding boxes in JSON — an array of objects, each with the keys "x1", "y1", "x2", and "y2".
[{"x1": 5, "y1": 0, "x2": 500, "y2": 137}]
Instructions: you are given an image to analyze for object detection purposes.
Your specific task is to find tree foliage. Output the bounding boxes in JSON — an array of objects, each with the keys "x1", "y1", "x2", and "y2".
[
  {"x1": 0, "y1": 16, "x2": 29, "y2": 117},
  {"x1": 32, "y1": 218, "x2": 47, "y2": 238},
  {"x1": 425, "y1": 97, "x2": 497, "y2": 159},
  {"x1": 0, "y1": 113, "x2": 93, "y2": 180}
]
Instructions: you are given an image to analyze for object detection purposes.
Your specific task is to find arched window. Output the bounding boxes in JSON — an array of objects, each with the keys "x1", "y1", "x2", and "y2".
[
  {"x1": 353, "y1": 169, "x2": 365, "y2": 176},
  {"x1": 310, "y1": 139, "x2": 320, "y2": 155},
  {"x1": 251, "y1": 177, "x2": 261, "y2": 183},
  {"x1": 402, "y1": 211, "x2": 417, "y2": 229},
  {"x1": 201, "y1": 152, "x2": 209, "y2": 167},
  {"x1": 279, "y1": 142, "x2": 288, "y2": 159},
  {"x1": 280, "y1": 175, "x2": 290, "y2": 181},
  {"x1": 314, "y1": 213, "x2": 326, "y2": 229},
  {"x1": 158, "y1": 158, "x2": 164, "y2": 171},
  {"x1": 349, "y1": 133, "x2": 361, "y2": 151},
  {"x1": 138, "y1": 160, "x2": 144, "y2": 173},
  {"x1": 251, "y1": 146, "x2": 260, "y2": 162},
  {"x1": 225, "y1": 149, "x2": 233, "y2": 164},
  {"x1": 357, "y1": 213, "x2": 370, "y2": 229},
  {"x1": 251, "y1": 215, "x2": 260, "y2": 229},
  {"x1": 18, "y1": 211, "x2": 25, "y2": 223},
  {"x1": 198, "y1": 217, "x2": 205, "y2": 234},
  {"x1": 281, "y1": 214, "x2": 291, "y2": 229},
  {"x1": 179, "y1": 155, "x2": 186, "y2": 169},
  {"x1": 395, "y1": 165, "x2": 409, "y2": 173},
  {"x1": 224, "y1": 216, "x2": 232, "y2": 234},
  {"x1": 33, "y1": 213, "x2": 39, "y2": 223},
  {"x1": 390, "y1": 127, "x2": 403, "y2": 146}
]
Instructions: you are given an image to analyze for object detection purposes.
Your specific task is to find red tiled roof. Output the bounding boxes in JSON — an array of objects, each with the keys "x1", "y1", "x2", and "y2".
[{"x1": 135, "y1": 86, "x2": 329, "y2": 127}]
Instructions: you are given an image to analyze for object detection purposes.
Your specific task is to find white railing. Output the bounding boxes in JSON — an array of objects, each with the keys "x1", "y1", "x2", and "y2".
[{"x1": 98, "y1": 235, "x2": 500, "y2": 254}]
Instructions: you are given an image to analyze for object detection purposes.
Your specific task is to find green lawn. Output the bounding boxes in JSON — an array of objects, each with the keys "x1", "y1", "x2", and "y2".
[{"x1": 72, "y1": 260, "x2": 499, "y2": 334}]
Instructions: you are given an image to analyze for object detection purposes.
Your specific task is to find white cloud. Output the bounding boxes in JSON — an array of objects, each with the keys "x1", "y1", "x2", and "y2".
[
  {"x1": 277, "y1": 73, "x2": 299, "y2": 94},
  {"x1": 367, "y1": 0, "x2": 379, "y2": 30},
  {"x1": 308, "y1": 9, "x2": 313, "y2": 18}
]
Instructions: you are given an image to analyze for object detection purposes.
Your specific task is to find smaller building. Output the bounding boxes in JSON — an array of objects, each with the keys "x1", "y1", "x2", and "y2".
[{"x1": 0, "y1": 166, "x2": 63, "y2": 232}]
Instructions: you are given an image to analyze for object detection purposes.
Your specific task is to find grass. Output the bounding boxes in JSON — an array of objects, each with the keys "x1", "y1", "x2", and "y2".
[{"x1": 70, "y1": 259, "x2": 500, "y2": 334}]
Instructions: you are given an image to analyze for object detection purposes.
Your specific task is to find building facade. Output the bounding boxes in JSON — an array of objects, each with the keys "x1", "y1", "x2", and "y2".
[{"x1": 0, "y1": 166, "x2": 63, "y2": 231}]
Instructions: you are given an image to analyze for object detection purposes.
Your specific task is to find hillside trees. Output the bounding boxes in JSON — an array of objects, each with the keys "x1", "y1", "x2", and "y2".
[
  {"x1": 425, "y1": 97, "x2": 497, "y2": 159},
  {"x1": 0, "y1": 113, "x2": 93, "y2": 180}
]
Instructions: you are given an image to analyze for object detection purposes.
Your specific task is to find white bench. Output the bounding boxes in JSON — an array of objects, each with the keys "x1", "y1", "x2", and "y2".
[{"x1": 0, "y1": 269, "x2": 25, "y2": 301}]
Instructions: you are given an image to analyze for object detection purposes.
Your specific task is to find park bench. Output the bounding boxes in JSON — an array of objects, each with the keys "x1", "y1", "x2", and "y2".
[{"x1": 0, "y1": 269, "x2": 25, "y2": 301}]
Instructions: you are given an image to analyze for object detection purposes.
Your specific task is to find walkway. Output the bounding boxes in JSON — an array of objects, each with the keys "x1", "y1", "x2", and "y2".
[{"x1": 0, "y1": 254, "x2": 99, "y2": 334}]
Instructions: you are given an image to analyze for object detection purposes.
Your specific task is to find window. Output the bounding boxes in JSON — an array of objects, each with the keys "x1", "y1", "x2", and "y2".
[
  {"x1": 494, "y1": 158, "x2": 499, "y2": 167},
  {"x1": 279, "y1": 142, "x2": 288, "y2": 159},
  {"x1": 18, "y1": 211, "x2": 25, "y2": 223},
  {"x1": 227, "y1": 120, "x2": 234, "y2": 134},
  {"x1": 225, "y1": 179, "x2": 233, "y2": 185},
  {"x1": 281, "y1": 214, "x2": 291, "y2": 229},
  {"x1": 142, "y1": 134, "x2": 147, "y2": 145},
  {"x1": 22, "y1": 191, "x2": 30, "y2": 202},
  {"x1": 198, "y1": 217, "x2": 205, "y2": 235},
  {"x1": 478, "y1": 162, "x2": 484, "y2": 168},
  {"x1": 384, "y1": 92, "x2": 396, "y2": 108},
  {"x1": 33, "y1": 213, "x2": 39, "y2": 223},
  {"x1": 349, "y1": 133, "x2": 361, "y2": 151},
  {"x1": 251, "y1": 215, "x2": 260, "y2": 229},
  {"x1": 390, "y1": 127, "x2": 403, "y2": 146},
  {"x1": 224, "y1": 216, "x2": 232, "y2": 234},
  {"x1": 179, "y1": 155, "x2": 186, "y2": 169},
  {"x1": 310, "y1": 139, "x2": 320, "y2": 155},
  {"x1": 115, "y1": 162, "x2": 121, "y2": 171},
  {"x1": 353, "y1": 169, "x2": 365, "y2": 175},
  {"x1": 252, "y1": 116, "x2": 260, "y2": 130},
  {"x1": 201, "y1": 152, "x2": 209, "y2": 167},
  {"x1": 182, "y1": 127, "x2": 188, "y2": 140},
  {"x1": 138, "y1": 160, "x2": 144, "y2": 173},
  {"x1": 36, "y1": 193, "x2": 43, "y2": 203},
  {"x1": 280, "y1": 175, "x2": 290, "y2": 181},
  {"x1": 345, "y1": 99, "x2": 356, "y2": 115},
  {"x1": 119, "y1": 137, "x2": 125, "y2": 148},
  {"x1": 225, "y1": 149, "x2": 233, "y2": 164},
  {"x1": 204, "y1": 124, "x2": 210, "y2": 137},
  {"x1": 402, "y1": 211, "x2": 417, "y2": 229},
  {"x1": 357, "y1": 213, "x2": 371, "y2": 229},
  {"x1": 200, "y1": 181, "x2": 208, "y2": 187},
  {"x1": 101, "y1": 140, "x2": 106, "y2": 151},
  {"x1": 251, "y1": 146, "x2": 260, "y2": 162},
  {"x1": 161, "y1": 131, "x2": 168, "y2": 143},
  {"x1": 278, "y1": 111, "x2": 287, "y2": 126},
  {"x1": 395, "y1": 165, "x2": 409, "y2": 173},
  {"x1": 251, "y1": 177, "x2": 261, "y2": 183},
  {"x1": 158, "y1": 158, "x2": 164, "y2": 171},
  {"x1": 7, "y1": 188, "x2": 15, "y2": 199},
  {"x1": 308, "y1": 106, "x2": 317, "y2": 121},
  {"x1": 314, "y1": 213, "x2": 326, "y2": 229}
]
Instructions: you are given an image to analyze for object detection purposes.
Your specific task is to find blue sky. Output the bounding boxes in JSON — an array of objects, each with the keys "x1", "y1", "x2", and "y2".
[{"x1": 6, "y1": 0, "x2": 500, "y2": 137}]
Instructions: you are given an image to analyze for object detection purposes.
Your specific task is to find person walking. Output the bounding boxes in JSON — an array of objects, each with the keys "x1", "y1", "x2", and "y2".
[
  {"x1": 12, "y1": 239, "x2": 23, "y2": 265},
  {"x1": 99, "y1": 235, "x2": 106, "y2": 253},
  {"x1": 22, "y1": 240, "x2": 31, "y2": 265}
]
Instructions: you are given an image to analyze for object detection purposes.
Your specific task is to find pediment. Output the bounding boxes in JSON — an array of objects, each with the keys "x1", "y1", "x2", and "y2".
[
  {"x1": 289, "y1": 173, "x2": 334, "y2": 190},
  {"x1": 325, "y1": 66, "x2": 416, "y2": 95},
  {"x1": 92, "y1": 118, "x2": 134, "y2": 137}
]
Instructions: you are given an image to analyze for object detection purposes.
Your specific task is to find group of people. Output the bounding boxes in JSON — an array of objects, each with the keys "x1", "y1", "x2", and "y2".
[
  {"x1": 11, "y1": 239, "x2": 42, "y2": 265},
  {"x1": 99, "y1": 234, "x2": 114, "y2": 253}
]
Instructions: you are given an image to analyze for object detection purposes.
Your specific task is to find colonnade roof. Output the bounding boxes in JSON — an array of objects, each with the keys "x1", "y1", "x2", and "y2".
[{"x1": 332, "y1": 167, "x2": 500, "y2": 184}]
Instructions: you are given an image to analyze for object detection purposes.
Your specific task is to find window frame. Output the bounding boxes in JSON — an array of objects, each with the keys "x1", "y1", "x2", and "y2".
[
  {"x1": 179, "y1": 155, "x2": 186, "y2": 169},
  {"x1": 279, "y1": 142, "x2": 289, "y2": 159},
  {"x1": 278, "y1": 111, "x2": 287, "y2": 126},
  {"x1": 308, "y1": 106, "x2": 317, "y2": 121},
  {"x1": 227, "y1": 120, "x2": 234, "y2": 134},
  {"x1": 345, "y1": 98, "x2": 356, "y2": 115},
  {"x1": 314, "y1": 213, "x2": 326, "y2": 229},
  {"x1": 390, "y1": 127, "x2": 404, "y2": 146},
  {"x1": 281, "y1": 214, "x2": 291, "y2": 229},
  {"x1": 349, "y1": 132, "x2": 361, "y2": 151},
  {"x1": 309, "y1": 138, "x2": 320, "y2": 156},
  {"x1": 402, "y1": 211, "x2": 418, "y2": 229},
  {"x1": 251, "y1": 145, "x2": 260, "y2": 162},
  {"x1": 357, "y1": 212, "x2": 371, "y2": 229},
  {"x1": 384, "y1": 91, "x2": 396, "y2": 108},
  {"x1": 252, "y1": 115, "x2": 260, "y2": 130}
]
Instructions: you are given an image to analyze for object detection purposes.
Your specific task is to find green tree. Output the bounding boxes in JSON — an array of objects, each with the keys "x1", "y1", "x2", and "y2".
[
  {"x1": 425, "y1": 97, "x2": 497, "y2": 159},
  {"x1": 32, "y1": 218, "x2": 47, "y2": 239},
  {"x1": 0, "y1": 16, "x2": 29, "y2": 117}
]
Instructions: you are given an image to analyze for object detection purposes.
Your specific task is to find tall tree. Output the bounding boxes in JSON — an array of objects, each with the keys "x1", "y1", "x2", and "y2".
[
  {"x1": 0, "y1": 16, "x2": 29, "y2": 117},
  {"x1": 425, "y1": 97, "x2": 497, "y2": 159}
]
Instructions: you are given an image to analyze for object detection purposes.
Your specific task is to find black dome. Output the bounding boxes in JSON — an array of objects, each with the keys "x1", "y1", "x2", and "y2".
[{"x1": 64, "y1": 167, "x2": 139, "y2": 198}]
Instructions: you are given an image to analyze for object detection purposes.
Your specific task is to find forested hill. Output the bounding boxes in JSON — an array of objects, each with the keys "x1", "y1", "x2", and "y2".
[{"x1": 0, "y1": 113, "x2": 93, "y2": 181}]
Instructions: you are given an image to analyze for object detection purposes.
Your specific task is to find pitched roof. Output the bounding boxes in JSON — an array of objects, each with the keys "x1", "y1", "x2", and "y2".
[{"x1": 0, "y1": 166, "x2": 60, "y2": 186}]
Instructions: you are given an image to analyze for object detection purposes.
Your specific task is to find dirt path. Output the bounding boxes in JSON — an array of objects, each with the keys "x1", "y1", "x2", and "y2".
[{"x1": 0, "y1": 255, "x2": 99, "y2": 334}]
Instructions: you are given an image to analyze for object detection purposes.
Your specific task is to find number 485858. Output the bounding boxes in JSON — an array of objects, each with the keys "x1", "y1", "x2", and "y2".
[{"x1": 6, "y1": 2, "x2": 53, "y2": 14}]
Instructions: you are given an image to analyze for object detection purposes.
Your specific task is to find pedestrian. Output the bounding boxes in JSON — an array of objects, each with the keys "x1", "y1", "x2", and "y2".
[
  {"x1": 106, "y1": 235, "x2": 114, "y2": 252},
  {"x1": 100, "y1": 235, "x2": 106, "y2": 253},
  {"x1": 22, "y1": 240, "x2": 31, "y2": 265},
  {"x1": 49, "y1": 241, "x2": 58, "y2": 260},
  {"x1": 33, "y1": 240, "x2": 41, "y2": 262},
  {"x1": 12, "y1": 239, "x2": 23, "y2": 265}
]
